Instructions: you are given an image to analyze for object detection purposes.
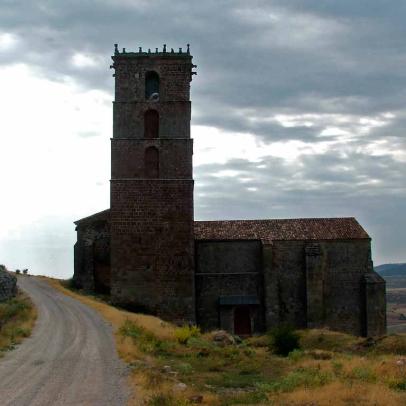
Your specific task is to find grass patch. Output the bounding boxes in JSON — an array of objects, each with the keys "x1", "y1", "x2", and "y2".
[
  {"x1": 0, "y1": 291, "x2": 36, "y2": 355},
  {"x1": 258, "y1": 367, "x2": 333, "y2": 393}
]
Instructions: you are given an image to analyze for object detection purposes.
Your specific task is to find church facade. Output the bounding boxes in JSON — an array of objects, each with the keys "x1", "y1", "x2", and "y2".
[{"x1": 73, "y1": 44, "x2": 386, "y2": 337}]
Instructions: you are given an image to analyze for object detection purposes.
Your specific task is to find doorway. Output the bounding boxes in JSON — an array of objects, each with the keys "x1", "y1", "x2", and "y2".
[{"x1": 234, "y1": 306, "x2": 252, "y2": 336}]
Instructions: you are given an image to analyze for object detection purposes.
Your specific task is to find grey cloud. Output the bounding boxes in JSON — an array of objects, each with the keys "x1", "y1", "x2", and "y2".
[{"x1": 0, "y1": 0, "x2": 404, "y2": 265}]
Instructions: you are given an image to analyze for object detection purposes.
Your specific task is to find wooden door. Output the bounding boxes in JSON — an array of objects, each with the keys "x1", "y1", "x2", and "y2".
[{"x1": 234, "y1": 306, "x2": 252, "y2": 336}]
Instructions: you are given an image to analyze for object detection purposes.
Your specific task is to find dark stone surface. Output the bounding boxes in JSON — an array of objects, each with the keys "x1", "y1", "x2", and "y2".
[
  {"x1": 195, "y1": 241, "x2": 264, "y2": 333},
  {"x1": 73, "y1": 211, "x2": 110, "y2": 293},
  {"x1": 0, "y1": 268, "x2": 17, "y2": 302},
  {"x1": 109, "y1": 51, "x2": 195, "y2": 324}
]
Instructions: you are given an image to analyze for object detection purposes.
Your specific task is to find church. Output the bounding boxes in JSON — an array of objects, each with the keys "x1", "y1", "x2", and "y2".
[{"x1": 73, "y1": 44, "x2": 386, "y2": 337}]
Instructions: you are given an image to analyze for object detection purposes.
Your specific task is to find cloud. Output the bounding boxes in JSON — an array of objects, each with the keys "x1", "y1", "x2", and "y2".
[{"x1": 0, "y1": 0, "x2": 405, "y2": 272}]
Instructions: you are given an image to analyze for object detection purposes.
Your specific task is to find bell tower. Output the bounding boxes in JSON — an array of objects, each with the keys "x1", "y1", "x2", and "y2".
[{"x1": 110, "y1": 44, "x2": 197, "y2": 323}]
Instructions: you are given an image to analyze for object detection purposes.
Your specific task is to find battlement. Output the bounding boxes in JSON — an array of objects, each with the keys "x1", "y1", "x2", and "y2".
[{"x1": 113, "y1": 43, "x2": 192, "y2": 58}]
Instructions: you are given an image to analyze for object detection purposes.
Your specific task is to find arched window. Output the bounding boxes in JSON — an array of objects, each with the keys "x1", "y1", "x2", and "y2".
[
  {"x1": 145, "y1": 146, "x2": 159, "y2": 178},
  {"x1": 145, "y1": 71, "x2": 160, "y2": 100},
  {"x1": 144, "y1": 110, "x2": 159, "y2": 139}
]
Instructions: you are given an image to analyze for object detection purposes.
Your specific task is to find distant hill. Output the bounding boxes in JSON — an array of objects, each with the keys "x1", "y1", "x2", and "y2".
[{"x1": 375, "y1": 263, "x2": 406, "y2": 277}]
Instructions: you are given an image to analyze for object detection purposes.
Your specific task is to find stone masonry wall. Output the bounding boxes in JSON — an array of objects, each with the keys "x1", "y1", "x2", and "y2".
[
  {"x1": 113, "y1": 101, "x2": 191, "y2": 139},
  {"x1": 363, "y1": 272, "x2": 386, "y2": 336},
  {"x1": 113, "y1": 55, "x2": 192, "y2": 103},
  {"x1": 110, "y1": 52, "x2": 195, "y2": 324},
  {"x1": 195, "y1": 241, "x2": 264, "y2": 332},
  {"x1": 267, "y1": 239, "x2": 380, "y2": 336},
  {"x1": 74, "y1": 218, "x2": 110, "y2": 292},
  {"x1": 110, "y1": 179, "x2": 195, "y2": 323},
  {"x1": 111, "y1": 139, "x2": 192, "y2": 179}
]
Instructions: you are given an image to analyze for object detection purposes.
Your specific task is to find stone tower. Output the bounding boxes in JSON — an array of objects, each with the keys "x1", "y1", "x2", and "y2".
[{"x1": 110, "y1": 44, "x2": 196, "y2": 323}]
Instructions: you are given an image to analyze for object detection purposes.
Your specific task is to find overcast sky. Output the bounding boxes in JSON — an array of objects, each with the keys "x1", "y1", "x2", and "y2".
[{"x1": 0, "y1": 0, "x2": 405, "y2": 277}]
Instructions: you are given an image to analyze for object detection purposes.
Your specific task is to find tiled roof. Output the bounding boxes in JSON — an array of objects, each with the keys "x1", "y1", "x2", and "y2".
[
  {"x1": 194, "y1": 218, "x2": 369, "y2": 242},
  {"x1": 74, "y1": 209, "x2": 110, "y2": 226},
  {"x1": 74, "y1": 210, "x2": 370, "y2": 241}
]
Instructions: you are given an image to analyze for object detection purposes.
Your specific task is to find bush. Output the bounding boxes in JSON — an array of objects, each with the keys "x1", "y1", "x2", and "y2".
[
  {"x1": 268, "y1": 324, "x2": 300, "y2": 356},
  {"x1": 175, "y1": 325, "x2": 201, "y2": 345}
]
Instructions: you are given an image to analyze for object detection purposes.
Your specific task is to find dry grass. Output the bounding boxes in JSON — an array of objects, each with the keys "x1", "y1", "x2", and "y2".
[
  {"x1": 45, "y1": 278, "x2": 406, "y2": 406},
  {"x1": 0, "y1": 289, "x2": 37, "y2": 356},
  {"x1": 273, "y1": 381, "x2": 405, "y2": 405},
  {"x1": 45, "y1": 277, "x2": 176, "y2": 340}
]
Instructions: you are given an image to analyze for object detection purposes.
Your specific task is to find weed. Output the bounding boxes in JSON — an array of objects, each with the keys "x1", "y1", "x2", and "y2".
[
  {"x1": 349, "y1": 366, "x2": 377, "y2": 383},
  {"x1": 119, "y1": 319, "x2": 144, "y2": 338},
  {"x1": 147, "y1": 394, "x2": 191, "y2": 406},
  {"x1": 0, "y1": 293, "x2": 36, "y2": 355},
  {"x1": 177, "y1": 362, "x2": 193, "y2": 374},
  {"x1": 390, "y1": 380, "x2": 406, "y2": 391},
  {"x1": 259, "y1": 367, "x2": 332, "y2": 393},
  {"x1": 119, "y1": 319, "x2": 172, "y2": 355},
  {"x1": 288, "y1": 349, "x2": 305, "y2": 362},
  {"x1": 221, "y1": 390, "x2": 268, "y2": 405},
  {"x1": 207, "y1": 371, "x2": 266, "y2": 389},
  {"x1": 331, "y1": 360, "x2": 343, "y2": 375},
  {"x1": 175, "y1": 325, "x2": 200, "y2": 344}
]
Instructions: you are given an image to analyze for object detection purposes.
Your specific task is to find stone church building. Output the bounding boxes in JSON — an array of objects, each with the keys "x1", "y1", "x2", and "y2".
[{"x1": 73, "y1": 44, "x2": 386, "y2": 337}]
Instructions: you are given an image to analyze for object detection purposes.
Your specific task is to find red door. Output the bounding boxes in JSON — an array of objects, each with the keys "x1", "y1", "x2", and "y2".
[{"x1": 234, "y1": 306, "x2": 252, "y2": 336}]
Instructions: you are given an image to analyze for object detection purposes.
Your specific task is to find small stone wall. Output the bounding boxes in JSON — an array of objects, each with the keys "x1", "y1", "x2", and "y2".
[{"x1": 0, "y1": 268, "x2": 17, "y2": 302}]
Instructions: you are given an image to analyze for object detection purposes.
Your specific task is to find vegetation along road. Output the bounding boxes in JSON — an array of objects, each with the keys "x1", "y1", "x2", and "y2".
[{"x1": 0, "y1": 276, "x2": 129, "y2": 406}]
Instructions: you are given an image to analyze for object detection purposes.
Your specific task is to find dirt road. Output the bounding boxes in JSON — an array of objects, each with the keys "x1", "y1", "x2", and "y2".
[{"x1": 0, "y1": 277, "x2": 130, "y2": 406}]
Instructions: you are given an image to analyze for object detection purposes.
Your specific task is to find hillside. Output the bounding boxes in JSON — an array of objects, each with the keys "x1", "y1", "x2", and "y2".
[
  {"x1": 375, "y1": 263, "x2": 406, "y2": 277},
  {"x1": 47, "y1": 278, "x2": 406, "y2": 406}
]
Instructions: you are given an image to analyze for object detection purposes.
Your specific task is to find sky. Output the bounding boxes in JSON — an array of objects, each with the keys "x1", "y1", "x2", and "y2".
[{"x1": 0, "y1": 0, "x2": 405, "y2": 278}]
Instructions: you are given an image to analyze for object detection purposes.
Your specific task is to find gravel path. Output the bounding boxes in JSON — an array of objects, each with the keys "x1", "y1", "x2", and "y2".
[{"x1": 0, "y1": 277, "x2": 130, "y2": 406}]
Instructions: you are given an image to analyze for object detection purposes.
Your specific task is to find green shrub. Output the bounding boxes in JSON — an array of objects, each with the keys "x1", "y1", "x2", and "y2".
[
  {"x1": 268, "y1": 324, "x2": 300, "y2": 356},
  {"x1": 175, "y1": 325, "x2": 200, "y2": 344}
]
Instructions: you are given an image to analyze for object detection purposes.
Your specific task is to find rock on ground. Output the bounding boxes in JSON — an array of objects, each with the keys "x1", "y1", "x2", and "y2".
[{"x1": 0, "y1": 269, "x2": 17, "y2": 302}]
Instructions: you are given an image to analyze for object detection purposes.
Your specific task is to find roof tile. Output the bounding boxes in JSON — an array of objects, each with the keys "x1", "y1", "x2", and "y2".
[{"x1": 194, "y1": 218, "x2": 369, "y2": 241}]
